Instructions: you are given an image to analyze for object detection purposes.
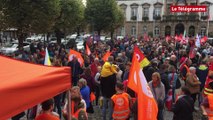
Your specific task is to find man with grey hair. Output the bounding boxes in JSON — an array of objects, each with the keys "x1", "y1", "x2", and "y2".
[
  {"x1": 186, "y1": 66, "x2": 201, "y2": 103},
  {"x1": 78, "y1": 78, "x2": 91, "y2": 113}
]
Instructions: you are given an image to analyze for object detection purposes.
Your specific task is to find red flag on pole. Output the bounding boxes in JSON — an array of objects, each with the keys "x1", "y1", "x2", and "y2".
[
  {"x1": 128, "y1": 53, "x2": 158, "y2": 120},
  {"x1": 134, "y1": 46, "x2": 150, "y2": 68},
  {"x1": 200, "y1": 36, "x2": 208, "y2": 43},
  {"x1": 69, "y1": 49, "x2": 84, "y2": 66},
  {"x1": 86, "y1": 43, "x2": 91, "y2": 55},
  {"x1": 102, "y1": 51, "x2": 112, "y2": 62}
]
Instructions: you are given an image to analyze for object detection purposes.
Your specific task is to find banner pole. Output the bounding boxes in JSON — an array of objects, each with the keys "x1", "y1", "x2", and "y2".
[{"x1": 67, "y1": 90, "x2": 71, "y2": 120}]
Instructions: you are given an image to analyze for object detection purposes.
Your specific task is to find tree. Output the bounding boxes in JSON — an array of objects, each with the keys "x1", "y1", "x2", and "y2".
[
  {"x1": 85, "y1": 0, "x2": 118, "y2": 35},
  {"x1": 107, "y1": 6, "x2": 125, "y2": 39},
  {"x1": 0, "y1": 0, "x2": 60, "y2": 47},
  {"x1": 54, "y1": 0, "x2": 85, "y2": 44}
]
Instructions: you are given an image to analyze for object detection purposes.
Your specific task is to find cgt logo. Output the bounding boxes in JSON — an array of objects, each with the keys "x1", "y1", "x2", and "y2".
[{"x1": 116, "y1": 98, "x2": 124, "y2": 106}]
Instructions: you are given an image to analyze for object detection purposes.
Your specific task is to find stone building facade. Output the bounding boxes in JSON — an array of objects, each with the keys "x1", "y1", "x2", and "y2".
[{"x1": 116, "y1": 0, "x2": 213, "y2": 38}]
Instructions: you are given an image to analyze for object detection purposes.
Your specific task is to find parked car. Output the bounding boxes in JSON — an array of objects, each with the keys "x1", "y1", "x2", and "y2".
[
  {"x1": 0, "y1": 42, "x2": 30, "y2": 54},
  {"x1": 66, "y1": 34, "x2": 77, "y2": 40},
  {"x1": 76, "y1": 41, "x2": 84, "y2": 50},
  {"x1": 26, "y1": 35, "x2": 44, "y2": 43}
]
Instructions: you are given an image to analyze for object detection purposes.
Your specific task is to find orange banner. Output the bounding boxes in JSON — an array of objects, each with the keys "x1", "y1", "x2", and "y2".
[
  {"x1": 128, "y1": 53, "x2": 158, "y2": 120},
  {"x1": 69, "y1": 49, "x2": 84, "y2": 66},
  {"x1": 0, "y1": 56, "x2": 71, "y2": 120},
  {"x1": 102, "y1": 51, "x2": 111, "y2": 62},
  {"x1": 86, "y1": 43, "x2": 91, "y2": 55}
]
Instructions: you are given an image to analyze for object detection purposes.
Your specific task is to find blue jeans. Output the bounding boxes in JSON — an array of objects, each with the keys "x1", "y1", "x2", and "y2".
[{"x1": 102, "y1": 97, "x2": 113, "y2": 120}]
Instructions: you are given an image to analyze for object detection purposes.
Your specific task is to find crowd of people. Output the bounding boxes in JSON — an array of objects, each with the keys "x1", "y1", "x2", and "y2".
[{"x1": 5, "y1": 35, "x2": 213, "y2": 120}]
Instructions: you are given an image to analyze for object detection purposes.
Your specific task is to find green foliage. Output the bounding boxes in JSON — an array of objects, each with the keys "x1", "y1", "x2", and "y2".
[
  {"x1": 1, "y1": 0, "x2": 60, "y2": 33},
  {"x1": 85, "y1": 0, "x2": 120, "y2": 34},
  {"x1": 55, "y1": 0, "x2": 85, "y2": 34},
  {"x1": 107, "y1": 6, "x2": 125, "y2": 33}
]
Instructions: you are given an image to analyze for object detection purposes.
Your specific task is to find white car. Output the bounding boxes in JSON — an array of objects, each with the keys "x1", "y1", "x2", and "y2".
[
  {"x1": 66, "y1": 34, "x2": 77, "y2": 40},
  {"x1": 0, "y1": 42, "x2": 30, "y2": 54},
  {"x1": 76, "y1": 41, "x2": 84, "y2": 50}
]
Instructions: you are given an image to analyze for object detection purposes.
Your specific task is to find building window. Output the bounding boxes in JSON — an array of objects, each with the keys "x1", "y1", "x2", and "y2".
[
  {"x1": 154, "y1": 8, "x2": 161, "y2": 16},
  {"x1": 143, "y1": 8, "x2": 149, "y2": 17},
  {"x1": 201, "y1": 27, "x2": 206, "y2": 37},
  {"x1": 154, "y1": 26, "x2": 160, "y2": 36},
  {"x1": 131, "y1": 7, "x2": 138, "y2": 20},
  {"x1": 188, "y1": 26, "x2": 195, "y2": 37},
  {"x1": 143, "y1": 26, "x2": 147, "y2": 34},
  {"x1": 121, "y1": 26, "x2": 125, "y2": 36},
  {"x1": 165, "y1": 26, "x2": 171, "y2": 36},
  {"x1": 120, "y1": 4, "x2": 127, "y2": 19},
  {"x1": 201, "y1": 6, "x2": 209, "y2": 19},
  {"x1": 131, "y1": 26, "x2": 136, "y2": 36}
]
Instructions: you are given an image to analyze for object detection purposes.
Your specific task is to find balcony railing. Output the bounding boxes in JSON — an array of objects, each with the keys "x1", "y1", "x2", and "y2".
[
  {"x1": 201, "y1": 15, "x2": 208, "y2": 20},
  {"x1": 163, "y1": 14, "x2": 200, "y2": 21}
]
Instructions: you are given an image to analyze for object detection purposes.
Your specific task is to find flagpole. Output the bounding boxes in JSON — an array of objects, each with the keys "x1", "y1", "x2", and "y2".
[
  {"x1": 136, "y1": 13, "x2": 139, "y2": 40},
  {"x1": 67, "y1": 90, "x2": 71, "y2": 120},
  {"x1": 207, "y1": 17, "x2": 210, "y2": 37}
]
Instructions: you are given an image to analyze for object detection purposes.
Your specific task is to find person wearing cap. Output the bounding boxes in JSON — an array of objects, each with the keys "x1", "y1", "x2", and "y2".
[{"x1": 201, "y1": 81, "x2": 213, "y2": 120}]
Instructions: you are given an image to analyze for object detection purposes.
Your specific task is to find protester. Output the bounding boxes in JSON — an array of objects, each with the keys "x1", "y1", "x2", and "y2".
[
  {"x1": 185, "y1": 67, "x2": 201, "y2": 103},
  {"x1": 100, "y1": 56, "x2": 118, "y2": 120},
  {"x1": 4, "y1": 33, "x2": 213, "y2": 120},
  {"x1": 68, "y1": 55, "x2": 82, "y2": 86},
  {"x1": 94, "y1": 66, "x2": 102, "y2": 105},
  {"x1": 148, "y1": 72, "x2": 165, "y2": 120},
  {"x1": 90, "y1": 58, "x2": 101, "y2": 77},
  {"x1": 172, "y1": 86, "x2": 194, "y2": 120},
  {"x1": 200, "y1": 81, "x2": 213, "y2": 120},
  {"x1": 111, "y1": 81, "x2": 131, "y2": 120},
  {"x1": 78, "y1": 78, "x2": 94, "y2": 113},
  {"x1": 35, "y1": 98, "x2": 60, "y2": 120},
  {"x1": 63, "y1": 86, "x2": 88, "y2": 120}
]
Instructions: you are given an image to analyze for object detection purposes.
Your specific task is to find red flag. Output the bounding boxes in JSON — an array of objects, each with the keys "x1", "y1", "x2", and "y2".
[
  {"x1": 144, "y1": 33, "x2": 149, "y2": 41},
  {"x1": 86, "y1": 43, "x2": 91, "y2": 55},
  {"x1": 189, "y1": 46, "x2": 196, "y2": 59},
  {"x1": 69, "y1": 49, "x2": 84, "y2": 66},
  {"x1": 165, "y1": 36, "x2": 171, "y2": 42},
  {"x1": 134, "y1": 46, "x2": 150, "y2": 68},
  {"x1": 128, "y1": 53, "x2": 158, "y2": 120},
  {"x1": 102, "y1": 51, "x2": 112, "y2": 62},
  {"x1": 200, "y1": 36, "x2": 208, "y2": 43}
]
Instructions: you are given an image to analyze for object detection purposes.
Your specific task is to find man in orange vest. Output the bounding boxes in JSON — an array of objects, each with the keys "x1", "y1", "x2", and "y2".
[
  {"x1": 180, "y1": 58, "x2": 191, "y2": 81},
  {"x1": 111, "y1": 81, "x2": 132, "y2": 120},
  {"x1": 201, "y1": 81, "x2": 213, "y2": 120},
  {"x1": 203, "y1": 61, "x2": 213, "y2": 96}
]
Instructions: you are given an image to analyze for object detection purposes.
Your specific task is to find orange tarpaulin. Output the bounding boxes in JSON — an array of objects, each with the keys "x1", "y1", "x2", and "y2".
[{"x1": 0, "y1": 56, "x2": 71, "y2": 120}]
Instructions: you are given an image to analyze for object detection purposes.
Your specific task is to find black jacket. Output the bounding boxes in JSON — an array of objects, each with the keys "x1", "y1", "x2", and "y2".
[{"x1": 172, "y1": 95, "x2": 194, "y2": 120}]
